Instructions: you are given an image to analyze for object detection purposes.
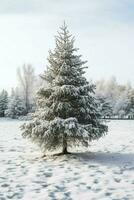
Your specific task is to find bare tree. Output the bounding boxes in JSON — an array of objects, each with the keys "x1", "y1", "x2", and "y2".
[{"x1": 17, "y1": 64, "x2": 35, "y2": 114}]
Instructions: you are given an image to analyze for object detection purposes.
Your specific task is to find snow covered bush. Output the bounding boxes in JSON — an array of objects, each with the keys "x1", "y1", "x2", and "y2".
[{"x1": 21, "y1": 23, "x2": 108, "y2": 155}]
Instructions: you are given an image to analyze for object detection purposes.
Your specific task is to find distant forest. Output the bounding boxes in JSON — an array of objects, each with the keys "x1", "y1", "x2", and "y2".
[
  {"x1": 95, "y1": 77, "x2": 134, "y2": 119},
  {"x1": 0, "y1": 65, "x2": 134, "y2": 120}
]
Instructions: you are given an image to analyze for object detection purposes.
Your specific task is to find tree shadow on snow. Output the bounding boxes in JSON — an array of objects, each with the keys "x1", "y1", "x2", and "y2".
[{"x1": 72, "y1": 151, "x2": 134, "y2": 169}]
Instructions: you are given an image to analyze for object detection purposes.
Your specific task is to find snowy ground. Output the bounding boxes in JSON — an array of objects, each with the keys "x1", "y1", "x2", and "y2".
[{"x1": 0, "y1": 119, "x2": 134, "y2": 200}]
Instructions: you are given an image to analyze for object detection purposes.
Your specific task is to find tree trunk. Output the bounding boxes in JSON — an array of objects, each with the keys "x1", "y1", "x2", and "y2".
[
  {"x1": 62, "y1": 136, "x2": 70, "y2": 154},
  {"x1": 63, "y1": 146, "x2": 68, "y2": 154},
  {"x1": 42, "y1": 137, "x2": 71, "y2": 157}
]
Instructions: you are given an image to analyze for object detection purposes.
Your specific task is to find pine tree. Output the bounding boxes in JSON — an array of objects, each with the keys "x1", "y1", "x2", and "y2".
[
  {"x1": 0, "y1": 90, "x2": 8, "y2": 117},
  {"x1": 128, "y1": 96, "x2": 134, "y2": 119},
  {"x1": 21, "y1": 23, "x2": 107, "y2": 155},
  {"x1": 6, "y1": 88, "x2": 26, "y2": 119},
  {"x1": 96, "y1": 95, "x2": 112, "y2": 119}
]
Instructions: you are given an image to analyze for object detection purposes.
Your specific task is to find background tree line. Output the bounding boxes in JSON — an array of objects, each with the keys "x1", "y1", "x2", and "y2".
[
  {"x1": 0, "y1": 64, "x2": 40, "y2": 119},
  {"x1": 95, "y1": 76, "x2": 134, "y2": 119},
  {"x1": 0, "y1": 67, "x2": 134, "y2": 119}
]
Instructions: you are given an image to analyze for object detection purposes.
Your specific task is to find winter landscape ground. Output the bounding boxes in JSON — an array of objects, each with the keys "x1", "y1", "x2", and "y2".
[{"x1": 0, "y1": 119, "x2": 134, "y2": 200}]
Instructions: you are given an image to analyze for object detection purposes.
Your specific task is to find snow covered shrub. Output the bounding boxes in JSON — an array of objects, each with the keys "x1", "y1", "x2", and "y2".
[
  {"x1": 18, "y1": 113, "x2": 32, "y2": 121},
  {"x1": 21, "y1": 23, "x2": 108, "y2": 155}
]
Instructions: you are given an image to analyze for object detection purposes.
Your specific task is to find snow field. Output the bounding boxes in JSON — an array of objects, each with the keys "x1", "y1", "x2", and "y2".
[{"x1": 0, "y1": 119, "x2": 134, "y2": 200}]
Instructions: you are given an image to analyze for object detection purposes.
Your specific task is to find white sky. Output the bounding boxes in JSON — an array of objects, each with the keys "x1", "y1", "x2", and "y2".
[{"x1": 0, "y1": 0, "x2": 134, "y2": 91}]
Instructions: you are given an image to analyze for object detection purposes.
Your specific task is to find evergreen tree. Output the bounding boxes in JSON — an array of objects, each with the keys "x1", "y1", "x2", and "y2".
[
  {"x1": 0, "y1": 90, "x2": 8, "y2": 117},
  {"x1": 21, "y1": 23, "x2": 107, "y2": 155},
  {"x1": 6, "y1": 88, "x2": 26, "y2": 119},
  {"x1": 96, "y1": 95, "x2": 112, "y2": 119},
  {"x1": 128, "y1": 96, "x2": 134, "y2": 119}
]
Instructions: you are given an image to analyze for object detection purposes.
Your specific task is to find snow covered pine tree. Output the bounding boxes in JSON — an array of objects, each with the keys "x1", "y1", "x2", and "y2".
[
  {"x1": 6, "y1": 88, "x2": 26, "y2": 119},
  {"x1": 0, "y1": 90, "x2": 8, "y2": 117},
  {"x1": 21, "y1": 23, "x2": 108, "y2": 156}
]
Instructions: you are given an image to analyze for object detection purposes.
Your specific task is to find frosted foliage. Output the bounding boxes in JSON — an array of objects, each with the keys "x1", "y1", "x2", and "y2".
[
  {"x1": 96, "y1": 95, "x2": 112, "y2": 119},
  {"x1": 96, "y1": 78, "x2": 134, "y2": 118},
  {"x1": 21, "y1": 23, "x2": 107, "y2": 154},
  {"x1": 6, "y1": 89, "x2": 26, "y2": 119},
  {"x1": 17, "y1": 64, "x2": 36, "y2": 114},
  {"x1": 0, "y1": 90, "x2": 8, "y2": 117}
]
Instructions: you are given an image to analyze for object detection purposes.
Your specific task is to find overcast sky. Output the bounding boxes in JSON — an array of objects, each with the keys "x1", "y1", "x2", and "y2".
[{"x1": 0, "y1": 0, "x2": 134, "y2": 91}]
